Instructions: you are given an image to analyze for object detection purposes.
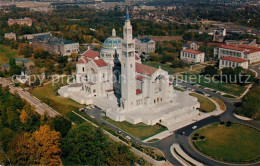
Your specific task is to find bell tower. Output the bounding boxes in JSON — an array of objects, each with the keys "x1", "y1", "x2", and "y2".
[{"x1": 120, "y1": 8, "x2": 136, "y2": 111}]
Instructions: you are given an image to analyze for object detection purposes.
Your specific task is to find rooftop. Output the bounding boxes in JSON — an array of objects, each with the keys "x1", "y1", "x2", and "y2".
[
  {"x1": 182, "y1": 49, "x2": 204, "y2": 54},
  {"x1": 82, "y1": 50, "x2": 100, "y2": 59},
  {"x1": 220, "y1": 56, "x2": 248, "y2": 63},
  {"x1": 136, "y1": 63, "x2": 157, "y2": 76},
  {"x1": 219, "y1": 44, "x2": 260, "y2": 54}
]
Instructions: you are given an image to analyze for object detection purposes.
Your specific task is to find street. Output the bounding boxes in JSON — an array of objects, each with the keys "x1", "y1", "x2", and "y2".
[{"x1": 0, "y1": 77, "x2": 60, "y2": 117}]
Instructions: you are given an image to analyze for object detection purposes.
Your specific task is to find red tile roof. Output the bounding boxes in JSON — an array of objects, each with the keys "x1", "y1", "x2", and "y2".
[
  {"x1": 136, "y1": 75, "x2": 145, "y2": 81},
  {"x1": 135, "y1": 63, "x2": 158, "y2": 76},
  {"x1": 77, "y1": 57, "x2": 89, "y2": 64},
  {"x1": 82, "y1": 50, "x2": 100, "y2": 59},
  {"x1": 182, "y1": 49, "x2": 204, "y2": 54},
  {"x1": 94, "y1": 59, "x2": 107, "y2": 67},
  {"x1": 136, "y1": 89, "x2": 142, "y2": 95},
  {"x1": 219, "y1": 44, "x2": 260, "y2": 54},
  {"x1": 220, "y1": 56, "x2": 248, "y2": 63},
  {"x1": 135, "y1": 54, "x2": 140, "y2": 60}
]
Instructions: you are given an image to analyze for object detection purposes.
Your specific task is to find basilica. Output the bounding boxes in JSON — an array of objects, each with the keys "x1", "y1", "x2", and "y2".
[{"x1": 59, "y1": 10, "x2": 202, "y2": 130}]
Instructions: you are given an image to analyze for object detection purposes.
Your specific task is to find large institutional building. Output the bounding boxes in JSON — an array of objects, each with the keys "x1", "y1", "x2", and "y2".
[
  {"x1": 215, "y1": 44, "x2": 260, "y2": 69},
  {"x1": 59, "y1": 10, "x2": 207, "y2": 130},
  {"x1": 8, "y1": 17, "x2": 33, "y2": 26},
  {"x1": 32, "y1": 35, "x2": 79, "y2": 56}
]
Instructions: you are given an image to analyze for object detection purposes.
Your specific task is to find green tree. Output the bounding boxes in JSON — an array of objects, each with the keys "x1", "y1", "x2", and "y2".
[{"x1": 52, "y1": 116, "x2": 72, "y2": 137}]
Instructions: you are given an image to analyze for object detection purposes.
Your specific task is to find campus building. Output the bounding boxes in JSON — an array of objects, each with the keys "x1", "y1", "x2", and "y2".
[
  {"x1": 215, "y1": 44, "x2": 260, "y2": 69},
  {"x1": 135, "y1": 38, "x2": 156, "y2": 55},
  {"x1": 32, "y1": 35, "x2": 79, "y2": 56},
  {"x1": 180, "y1": 49, "x2": 205, "y2": 63},
  {"x1": 8, "y1": 17, "x2": 33, "y2": 26}
]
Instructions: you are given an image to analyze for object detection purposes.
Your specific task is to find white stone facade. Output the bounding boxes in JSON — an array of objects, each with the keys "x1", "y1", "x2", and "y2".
[
  {"x1": 215, "y1": 44, "x2": 260, "y2": 64},
  {"x1": 4, "y1": 33, "x2": 16, "y2": 40},
  {"x1": 58, "y1": 10, "x2": 202, "y2": 129},
  {"x1": 180, "y1": 49, "x2": 205, "y2": 63},
  {"x1": 135, "y1": 38, "x2": 156, "y2": 55},
  {"x1": 219, "y1": 57, "x2": 248, "y2": 69}
]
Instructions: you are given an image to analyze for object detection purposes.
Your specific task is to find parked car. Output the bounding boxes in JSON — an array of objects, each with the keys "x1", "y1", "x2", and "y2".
[
  {"x1": 192, "y1": 126, "x2": 197, "y2": 130},
  {"x1": 117, "y1": 130, "x2": 122, "y2": 134},
  {"x1": 126, "y1": 136, "x2": 131, "y2": 140}
]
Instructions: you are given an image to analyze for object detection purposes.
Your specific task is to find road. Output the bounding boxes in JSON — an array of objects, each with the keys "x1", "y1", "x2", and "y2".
[
  {"x1": 85, "y1": 80, "x2": 260, "y2": 165},
  {"x1": 249, "y1": 64, "x2": 260, "y2": 79},
  {"x1": 1, "y1": 76, "x2": 260, "y2": 165},
  {"x1": 0, "y1": 77, "x2": 59, "y2": 117}
]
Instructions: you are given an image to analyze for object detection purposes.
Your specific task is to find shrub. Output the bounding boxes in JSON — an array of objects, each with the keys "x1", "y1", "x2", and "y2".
[
  {"x1": 199, "y1": 136, "x2": 205, "y2": 140},
  {"x1": 194, "y1": 133, "x2": 199, "y2": 137},
  {"x1": 192, "y1": 136, "x2": 198, "y2": 141},
  {"x1": 225, "y1": 121, "x2": 232, "y2": 127},
  {"x1": 219, "y1": 121, "x2": 225, "y2": 125}
]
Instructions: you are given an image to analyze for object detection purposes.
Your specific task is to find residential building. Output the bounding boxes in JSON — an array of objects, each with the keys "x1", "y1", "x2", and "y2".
[
  {"x1": 4, "y1": 32, "x2": 16, "y2": 40},
  {"x1": 32, "y1": 35, "x2": 79, "y2": 56},
  {"x1": 8, "y1": 17, "x2": 33, "y2": 26},
  {"x1": 180, "y1": 49, "x2": 205, "y2": 63},
  {"x1": 135, "y1": 38, "x2": 155, "y2": 55},
  {"x1": 219, "y1": 56, "x2": 248, "y2": 69}
]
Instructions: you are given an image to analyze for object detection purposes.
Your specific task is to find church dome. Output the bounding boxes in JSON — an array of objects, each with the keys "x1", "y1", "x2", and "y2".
[{"x1": 102, "y1": 29, "x2": 122, "y2": 49}]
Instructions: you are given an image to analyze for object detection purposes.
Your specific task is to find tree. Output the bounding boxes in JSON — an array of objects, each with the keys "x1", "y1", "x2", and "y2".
[
  {"x1": 20, "y1": 110, "x2": 29, "y2": 124},
  {"x1": 13, "y1": 125, "x2": 62, "y2": 165},
  {"x1": 202, "y1": 66, "x2": 218, "y2": 77},
  {"x1": 52, "y1": 116, "x2": 72, "y2": 137},
  {"x1": 61, "y1": 123, "x2": 134, "y2": 165}
]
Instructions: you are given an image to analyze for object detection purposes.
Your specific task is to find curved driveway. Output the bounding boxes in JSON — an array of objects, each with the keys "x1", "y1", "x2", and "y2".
[
  {"x1": 86, "y1": 81, "x2": 260, "y2": 165},
  {"x1": 144, "y1": 82, "x2": 260, "y2": 165}
]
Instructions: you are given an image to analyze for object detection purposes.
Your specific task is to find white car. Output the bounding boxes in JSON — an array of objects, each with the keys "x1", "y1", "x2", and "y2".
[
  {"x1": 192, "y1": 126, "x2": 197, "y2": 130},
  {"x1": 126, "y1": 136, "x2": 131, "y2": 140}
]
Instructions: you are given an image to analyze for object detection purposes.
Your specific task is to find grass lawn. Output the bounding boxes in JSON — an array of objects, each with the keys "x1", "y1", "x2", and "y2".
[
  {"x1": 30, "y1": 77, "x2": 84, "y2": 115},
  {"x1": 143, "y1": 61, "x2": 189, "y2": 75},
  {"x1": 174, "y1": 86, "x2": 186, "y2": 92},
  {"x1": 189, "y1": 93, "x2": 216, "y2": 112},
  {"x1": 103, "y1": 116, "x2": 167, "y2": 140},
  {"x1": 0, "y1": 44, "x2": 19, "y2": 65},
  {"x1": 191, "y1": 123, "x2": 260, "y2": 164},
  {"x1": 180, "y1": 73, "x2": 246, "y2": 97},
  {"x1": 211, "y1": 97, "x2": 226, "y2": 111},
  {"x1": 222, "y1": 94, "x2": 236, "y2": 98}
]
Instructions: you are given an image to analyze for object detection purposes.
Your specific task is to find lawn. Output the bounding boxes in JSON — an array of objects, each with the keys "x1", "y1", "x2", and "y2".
[
  {"x1": 189, "y1": 93, "x2": 216, "y2": 112},
  {"x1": 0, "y1": 44, "x2": 19, "y2": 65},
  {"x1": 174, "y1": 86, "x2": 186, "y2": 92},
  {"x1": 222, "y1": 94, "x2": 236, "y2": 98},
  {"x1": 179, "y1": 73, "x2": 246, "y2": 97},
  {"x1": 103, "y1": 117, "x2": 167, "y2": 140},
  {"x1": 191, "y1": 123, "x2": 260, "y2": 164},
  {"x1": 31, "y1": 77, "x2": 84, "y2": 115},
  {"x1": 211, "y1": 97, "x2": 226, "y2": 111},
  {"x1": 143, "y1": 61, "x2": 189, "y2": 75}
]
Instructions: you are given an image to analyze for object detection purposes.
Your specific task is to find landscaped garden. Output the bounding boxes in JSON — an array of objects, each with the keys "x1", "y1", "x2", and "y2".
[
  {"x1": 30, "y1": 77, "x2": 84, "y2": 115},
  {"x1": 103, "y1": 116, "x2": 167, "y2": 140},
  {"x1": 179, "y1": 73, "x2": 247, "y2": 97},
  {"x1": 0, "y1": 44, "x2": 19, "y2": 65},
  {"x1": 189, "y1": 93, "x2": 216, "y2": 112},
  {"x1": 191, "y1": 122, "x2": 260, "y2": 164}
]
